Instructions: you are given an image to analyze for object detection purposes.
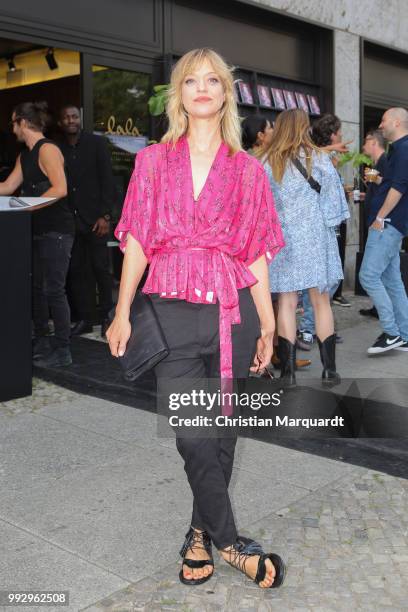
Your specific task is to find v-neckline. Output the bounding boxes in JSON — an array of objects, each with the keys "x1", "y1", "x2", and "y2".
[{"x1": 184, "y1": 136, "x2": 225, "y2": 203}]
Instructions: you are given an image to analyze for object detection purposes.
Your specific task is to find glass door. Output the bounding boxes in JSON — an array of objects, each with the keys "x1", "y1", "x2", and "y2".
[
  {"x1": 92, "y1": 65, "x2": 151, "y2": 220},
  {"x1": 81, "y1": 55, "x2": 153, "y2": 222},
  {"x1": 80, "y1": 55, "x2": 154, "y2": 281}
]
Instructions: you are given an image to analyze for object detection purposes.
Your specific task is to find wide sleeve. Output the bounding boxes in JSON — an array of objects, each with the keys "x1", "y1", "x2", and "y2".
[
  {"x1": 316, "y1": 152, "x2": 350, "y2": 227},
  {"x1": 237, "y1": 162, "x2": 285, "y2": 266},
  {"x1": 114, "y1": 148, "x2": 157, "y2": 261}
]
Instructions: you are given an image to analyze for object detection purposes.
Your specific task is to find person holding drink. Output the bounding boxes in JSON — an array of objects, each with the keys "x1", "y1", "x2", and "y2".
[
  {"x1": 359, "y1": 108, "x2": 408, "y2": 354},
  {"x1": 359, "y1": 129, "x2": 389, "y2": 319}
]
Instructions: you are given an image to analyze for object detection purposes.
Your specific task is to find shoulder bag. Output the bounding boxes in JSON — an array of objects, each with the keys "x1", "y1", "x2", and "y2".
[{"x1": 292, "y1": 158, "x2": 321, "y2": 194}]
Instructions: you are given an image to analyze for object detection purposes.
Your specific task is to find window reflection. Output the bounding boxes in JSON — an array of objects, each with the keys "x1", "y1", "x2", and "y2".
[{"x1": 92, "y1": 66, "x2": 151, "y2": 220}]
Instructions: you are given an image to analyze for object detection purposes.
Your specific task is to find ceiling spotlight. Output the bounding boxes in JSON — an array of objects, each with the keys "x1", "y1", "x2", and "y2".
[
  {"x1": 7, "y1": 57, "x2": 16, "y2": 72},
  {"x1": 45, "y1": 48, "x2": 58, "y2": 70}
]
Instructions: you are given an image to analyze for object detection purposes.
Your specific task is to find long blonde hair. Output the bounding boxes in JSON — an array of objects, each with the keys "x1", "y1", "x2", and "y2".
[
  {"x1": 262, "y1": 109, "x2": 319, "y2": 183},
  {"x1": 161, "y1": 48, "x2": 241, "y2": 154}
]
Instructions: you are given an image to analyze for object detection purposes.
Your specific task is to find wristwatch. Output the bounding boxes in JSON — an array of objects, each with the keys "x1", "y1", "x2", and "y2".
[{"x1": 103, "y1": 213, "x2": 111, "y2": 221}]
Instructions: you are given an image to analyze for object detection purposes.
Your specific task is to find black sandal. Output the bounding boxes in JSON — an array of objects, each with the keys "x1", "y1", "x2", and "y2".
[
  {"x1": 222, "y1": 536, "x2": 286, "y2": 588},
  {"x1": 179, "y1": 527, "x2": 214, "y2": 586}
]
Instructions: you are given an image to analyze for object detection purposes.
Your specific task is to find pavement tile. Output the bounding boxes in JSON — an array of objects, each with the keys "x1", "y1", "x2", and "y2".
[{"x1": 0, "y1": 521, "x2": 126, "y2": 612}]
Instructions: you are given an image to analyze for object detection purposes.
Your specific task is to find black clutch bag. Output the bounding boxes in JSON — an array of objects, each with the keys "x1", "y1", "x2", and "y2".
[{"x1": 110, "y1": 291, "x2": 169, "y2": 381}]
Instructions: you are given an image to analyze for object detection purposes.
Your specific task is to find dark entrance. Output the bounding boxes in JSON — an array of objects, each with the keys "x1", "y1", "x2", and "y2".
[{"x1": 362, "y1": 40, "x2": 408, "y2": 254}]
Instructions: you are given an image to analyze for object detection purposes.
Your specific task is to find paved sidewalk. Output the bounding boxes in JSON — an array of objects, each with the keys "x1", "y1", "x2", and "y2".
[
  {"x1": 1, "y1": 387, "x2": 407, "y2": 610},
  {"x1": 1, "y1": 302, "x2": 407, "y2": 612}
]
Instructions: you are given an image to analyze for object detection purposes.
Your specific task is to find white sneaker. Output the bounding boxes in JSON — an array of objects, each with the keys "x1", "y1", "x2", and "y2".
[
  {"x1": 367, "y1": 333, "x2": 404, "y2": 354},
  {"x1": 395, "y1": 341, "x2": 408, "y2": 351}
]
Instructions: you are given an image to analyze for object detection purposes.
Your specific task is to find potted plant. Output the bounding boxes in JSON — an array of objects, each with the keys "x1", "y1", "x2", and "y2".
[{"x1": 337, "y1": 150, "x2": 373, "y2": 200}]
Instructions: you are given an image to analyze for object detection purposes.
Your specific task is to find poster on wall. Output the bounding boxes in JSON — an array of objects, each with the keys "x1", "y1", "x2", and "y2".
[
  {"x1": 257, "y1": 85, "x2": 272, "y2": 107},
  {"x1": 236, "y1": 80, "x2": 254, "y2": 104},
  {"x1": 282, "y1": 90, "x2": 297, "y2": 109},
  {"x1": 307, "y1": 94, "x2": 321, "y2": 115},
  {"x1": 270, "y1": 87, "x2": 286, "y2": 110},
  {"x1": 295, "y1": 92, "x2": 309, "y2": 113}
]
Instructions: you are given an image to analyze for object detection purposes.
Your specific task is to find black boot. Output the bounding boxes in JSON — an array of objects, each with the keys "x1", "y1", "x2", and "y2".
[
  {"x1": 317, "y1": 334, "x2": 341, "y2": 386},
  {"x1": 277, "y1": 336, "x2": 296, "y2": 386}
]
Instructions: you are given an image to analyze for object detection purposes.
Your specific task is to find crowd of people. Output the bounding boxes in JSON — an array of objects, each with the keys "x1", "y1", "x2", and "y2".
[
  {"x1": 0, "y1": 63, "x2": 406, "y2": 375},
  {"x1": 0, "y1": 63, "x2": 406, "y2": 379},
  {"x1": 241, "y1": 106, "x2": 408, "y2": 368}
]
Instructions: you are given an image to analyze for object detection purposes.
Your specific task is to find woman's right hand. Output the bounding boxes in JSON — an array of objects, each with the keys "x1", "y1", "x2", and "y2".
[{"x1": 106, "y1": 315, "x2": 131, "y2": 357}]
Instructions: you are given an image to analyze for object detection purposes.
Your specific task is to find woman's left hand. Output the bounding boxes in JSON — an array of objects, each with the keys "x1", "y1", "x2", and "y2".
[{"x1": 250, "y1": 332, "x2": 274, "y2": 373}]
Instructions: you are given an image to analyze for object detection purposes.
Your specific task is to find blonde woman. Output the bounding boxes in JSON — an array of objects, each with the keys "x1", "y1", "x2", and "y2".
[
  {"x1": 261, "y1": 109, "x2": 349, "y2": 385},
  {"x1": 107, "y1": 49, "x2": 286, "y2": 588}
]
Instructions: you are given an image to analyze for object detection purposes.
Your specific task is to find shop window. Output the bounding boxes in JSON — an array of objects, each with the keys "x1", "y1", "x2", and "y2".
[
  {"x1": 92, "y1": 65, "x2": 151, "y2": 222},
  {"x1": 234, "y1": 67, "x2": 322, "y2": 124}
]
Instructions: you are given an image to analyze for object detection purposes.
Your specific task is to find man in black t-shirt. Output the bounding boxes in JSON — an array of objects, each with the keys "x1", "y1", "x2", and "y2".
[
  {"x1": 359, "y1": 108, "x2": 408, "y2": 354},
  {"x1": 0, "y1": 101, "x2": 74, "y2": 367},
  {"x1": 359, "y1": 129, "x2": 389, "y2": 319},
  {"x1": 362, "y1": 129, "x2": 389, "y2": 227},
  {"x1": 59, "y1": 105, "x2": 115, "y2": 338}
]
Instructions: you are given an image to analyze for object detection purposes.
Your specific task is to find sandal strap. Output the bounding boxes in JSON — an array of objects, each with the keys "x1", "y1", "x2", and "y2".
[
  {"x1": 182, "y1": 558, "x2": 214, "y2": 569},
  {"x1": 254, "y1": 553, "x2": 269, "y2": 584},
  {"x1": 236, "y1": 536, "x2": 264, "y2": 556},
  {"x1": 179, "y1": 527, "x2": 213, "y2": 560},
  {"x1": 222, "y1": 537, "x2": 265, "y2": 581},
  {"x1": 255, "y1": 552, "x2": 286, "y2": 587}
]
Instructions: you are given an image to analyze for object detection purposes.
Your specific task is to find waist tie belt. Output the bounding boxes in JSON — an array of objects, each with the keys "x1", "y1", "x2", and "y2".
[{"x1": 153, "y1": 247, "x2": 242, "y2": 385}]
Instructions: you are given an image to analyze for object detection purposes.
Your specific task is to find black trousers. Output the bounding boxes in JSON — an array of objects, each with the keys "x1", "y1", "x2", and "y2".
[
  {"x1": 333, "y1": 222, "x2": 347, "y2": 299},
  {"x1": 152, "y1": 288, "x2": 260, "y2": 549},
  {"x1": 68, "y1": 226, "x2": 113, "y2": 321},
  {"x1": 32, "y1": 232, "x2": 74, "y2": 347}
]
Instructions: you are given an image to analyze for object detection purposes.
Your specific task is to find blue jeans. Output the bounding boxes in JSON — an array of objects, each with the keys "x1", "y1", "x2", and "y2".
[
  {"x1": 299, "y1": 284, "x2": 339, "y2": 335},
  {"x1": 359, "y1": 224, "x2": 408, "y2": 341}
]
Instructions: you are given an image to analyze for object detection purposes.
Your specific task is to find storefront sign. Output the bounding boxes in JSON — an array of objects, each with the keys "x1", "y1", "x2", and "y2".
[{"x1": 106, "y1": 115, "x2": 142, "y2": 136}]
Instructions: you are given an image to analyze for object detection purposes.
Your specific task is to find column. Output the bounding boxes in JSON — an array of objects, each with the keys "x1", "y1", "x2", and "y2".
[{"x1": 334, "y1": 30, "x2": 361, "y2": 290}]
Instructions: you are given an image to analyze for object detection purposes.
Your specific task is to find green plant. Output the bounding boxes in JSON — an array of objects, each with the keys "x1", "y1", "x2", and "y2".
[
  {"x1": 337, "y1": 151, "x2": 373, "y2": 169},
  {"x1": 148, "y1": 84, "x2": 169, "y2": 116}
]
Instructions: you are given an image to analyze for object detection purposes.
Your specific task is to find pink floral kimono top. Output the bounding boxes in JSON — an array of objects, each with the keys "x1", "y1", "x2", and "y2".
[{"x1": 115, "y1": 136, "x2": 284, "y2": 378}]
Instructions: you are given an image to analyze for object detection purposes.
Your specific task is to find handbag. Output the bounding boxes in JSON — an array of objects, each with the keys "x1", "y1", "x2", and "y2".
[{"x1": 109, "y1": 291, "x2": 169, "y2": 381}]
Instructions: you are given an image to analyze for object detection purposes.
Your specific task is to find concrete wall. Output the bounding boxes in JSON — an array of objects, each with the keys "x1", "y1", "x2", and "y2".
[
  {"x1": 243, "y1": 0, "x2": 408, "y2": 289},
  {"x1": 246, "y1": 0, "x2": 408, "y2": 53}
]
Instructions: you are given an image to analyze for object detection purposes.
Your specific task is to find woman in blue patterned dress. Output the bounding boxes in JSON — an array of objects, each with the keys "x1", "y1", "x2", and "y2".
[{"x1": 262, "y1": 109, "x2": 349, "y2": 385}]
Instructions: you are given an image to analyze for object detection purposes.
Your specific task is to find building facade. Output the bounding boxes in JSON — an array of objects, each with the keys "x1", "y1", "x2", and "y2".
[
  {"x1": 1, "y1": 0, "x2": 407, "y2": 287},
  {"x1": 247, "y1": 0, "x2": 408, "y2": 286}
]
